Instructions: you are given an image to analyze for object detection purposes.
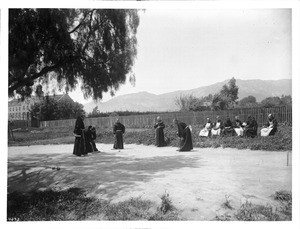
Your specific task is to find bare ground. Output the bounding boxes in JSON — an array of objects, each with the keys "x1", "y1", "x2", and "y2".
[{"x1": 7, "y1": 144, "x2": 292, "y2": 220}]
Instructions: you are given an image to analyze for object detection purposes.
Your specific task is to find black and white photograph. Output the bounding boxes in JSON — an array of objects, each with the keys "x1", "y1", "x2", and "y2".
[{"x1": 2, "y1": 0, "x2": 300, "y2": 228}]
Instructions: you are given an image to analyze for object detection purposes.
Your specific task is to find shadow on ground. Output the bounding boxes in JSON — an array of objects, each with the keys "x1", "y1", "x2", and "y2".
[{"x1": 8, "y1": 151, "x2": 202, "y2": 199}]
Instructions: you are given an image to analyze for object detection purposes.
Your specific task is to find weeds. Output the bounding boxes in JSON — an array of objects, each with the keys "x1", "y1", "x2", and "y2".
[
  {"x1": 148, "y1": 191, "x2": 180, "y2": 221},
  {"x1": 273, "y1": 190, "x2": 292, "y2": 219},
  {"x1": 215, "y1": 191, "x2": 292, "y2": 221},
  {"x1": 221, "y1": 194, "x2": 234, "y2": 210},
  {"x1": 235, "y1": 201, "x2": 280, "y2": 221},
  {"x1": 159, "y1": 191, "x2": 174, "y2": 214},
  {"x1": 7, "y1": 188, "x2": 180, "y2": 221},
  {"x1": 273, "y1": 190, "x2": 292, "y2": 202},
  {"x1": 215, "y1": 211, "x2": 232, "y2": 221}
]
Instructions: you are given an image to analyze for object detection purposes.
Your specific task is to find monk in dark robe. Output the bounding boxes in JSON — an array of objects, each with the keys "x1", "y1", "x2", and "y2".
[
  {"x1": 73, "y1": 115, "x2": 87, "y2": 156},
  {"x1": 154, "y1": 116, "x2": 166, "y2": 147},
  {"x1": 173, "y1": 119, "x2": 193, "y2": 152},
  {"x1": 85, "y1": 126, "x2": 99, "y2": 152},
  {"x1": 90, "y1": 126, "x2": 99, "y2": 151},
  {"x1": 113, "y1": 119, "x2": 125, "y2": 149},
  {"x1": 244, "y1": 116, "x2": 258, "y2": 138},
  {"x1": 222, "y1": 117, "x2": 234, "y2": 136}
]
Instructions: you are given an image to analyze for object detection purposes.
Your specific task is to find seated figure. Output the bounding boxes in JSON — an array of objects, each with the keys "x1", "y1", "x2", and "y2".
[
  {"x1": 211, "y1": 116, "x2": 223, "y2": 136},
  {"x1": 222, "y1": 117, "x2": 234, "y2": 136},
  {"x1": 233, "y1": 116, "x2": 244, "y2": 137},
  {"x1": 199, "y1": 118, "x2": 213, "y2": 137},
  {"x1": 261, "y1": 114, "x2": 278, "y2": 137},
  {"x1": 244, "y1": 116, "x2": 258, "y2": 138}
]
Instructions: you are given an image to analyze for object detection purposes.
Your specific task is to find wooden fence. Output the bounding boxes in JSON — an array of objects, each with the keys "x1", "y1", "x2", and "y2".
[{"x1": 40, "y1": 106, "x2": 292, "y2": 129}]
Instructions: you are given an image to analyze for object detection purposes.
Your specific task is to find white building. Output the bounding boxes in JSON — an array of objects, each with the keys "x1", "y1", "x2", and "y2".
[{"x1": 8, "y1": 94, "x2": 73, "y2": 121}]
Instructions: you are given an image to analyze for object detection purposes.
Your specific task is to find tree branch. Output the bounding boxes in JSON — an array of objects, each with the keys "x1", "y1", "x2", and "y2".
[
  {"x1": 68, "y1": 9, "x2": 95, "y2": 34},
  {"x1": 9, "y1": 64, "x2": 61, "y2": 94}
]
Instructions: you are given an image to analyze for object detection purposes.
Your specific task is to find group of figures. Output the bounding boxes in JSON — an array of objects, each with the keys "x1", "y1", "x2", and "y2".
[
  {"x1": 154, "y1": 117, "x2": 193, "y2": 152},
  {"x1": 73, "y1": 115, "x2": 99, "y2": 157},
  {"x1": 199, "y1": 114, "x2": 278, "y2": 138},
  {"x1": 73, "y1": 113, "x2": 278, "y2": 156},
  {"x1": 73, "y1": 116, "x2": 126, "y2": 157}
]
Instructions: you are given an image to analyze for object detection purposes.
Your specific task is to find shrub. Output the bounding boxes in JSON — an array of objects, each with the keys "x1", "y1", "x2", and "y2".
[
  {"x1": 159, "y1": 191, "x2": 175, "y2": 214},
  {"x1": 235, "y1": 201, "x2": 280, "y2": 221}
]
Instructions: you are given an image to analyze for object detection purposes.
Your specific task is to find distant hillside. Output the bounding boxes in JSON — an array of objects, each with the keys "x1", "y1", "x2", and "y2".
[{"x1": 84, "y1": 79, "x2": 292, "y2": 113}]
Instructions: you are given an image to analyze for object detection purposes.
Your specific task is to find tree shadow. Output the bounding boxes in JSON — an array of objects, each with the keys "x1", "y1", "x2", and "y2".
[{"x1": 8, "y1": 151, "x2": 205, "y2": 199}]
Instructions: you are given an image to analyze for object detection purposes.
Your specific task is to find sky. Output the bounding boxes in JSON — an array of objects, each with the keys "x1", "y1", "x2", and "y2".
[{"x1": 68, "y1": 8, "x2": 291, "y2": 104}]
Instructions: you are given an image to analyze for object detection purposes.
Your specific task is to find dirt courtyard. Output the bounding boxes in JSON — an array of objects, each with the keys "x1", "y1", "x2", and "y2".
[{"x1": 8, "y1": 144, "x2": 292, "y2": 220}]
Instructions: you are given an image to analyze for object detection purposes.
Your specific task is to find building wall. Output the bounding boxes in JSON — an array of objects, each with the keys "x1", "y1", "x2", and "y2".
[
  {"x1": 8, "y1": 99, "x2": 33, "y2": 121},
  {"x1": 8, "y1": 93, "x2": 73, "y2": 121}
]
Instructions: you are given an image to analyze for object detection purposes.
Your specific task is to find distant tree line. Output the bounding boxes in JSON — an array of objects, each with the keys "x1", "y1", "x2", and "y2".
[
  {"x1": 30, "y1": 96, "x2": 85, "y2": 121},
  {"x1": 175, "y1": 77, "x2": 239, "y2": 111},
  {"x1": 175, "y1": 77, "x2": 292, "y2": 111},
  {"x1": 87, "y1": 106, "x2": 161, "y2": 118}
]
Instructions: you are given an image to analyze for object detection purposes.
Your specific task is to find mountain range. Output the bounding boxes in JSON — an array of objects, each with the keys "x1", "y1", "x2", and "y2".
[{"x1": 83, "y1": 79, "x2": 292, "y2": 113}]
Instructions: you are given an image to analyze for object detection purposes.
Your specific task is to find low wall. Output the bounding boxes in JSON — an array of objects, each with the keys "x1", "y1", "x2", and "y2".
[{"x1": 40, "y1": 106, "x2": 292, "y2": 129}]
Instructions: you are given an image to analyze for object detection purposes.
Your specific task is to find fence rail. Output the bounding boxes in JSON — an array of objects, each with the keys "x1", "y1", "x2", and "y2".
[{"x1": 40, "y1": 106, "x2": 292, "y2": 129}]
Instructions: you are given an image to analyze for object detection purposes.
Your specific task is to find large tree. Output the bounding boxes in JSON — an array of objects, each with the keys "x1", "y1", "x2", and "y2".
[
  {"x1": 238, "y1": 95, "x2": 257, "y2": 108},
  {"x1": 30, "y1": 96, "x2": 85, "y2": 121},
  {"x1": 259, "y1": 95, "x2": 292, "y2": 108},
  {"x1": 219, "y1": 77, "x2": 239, "y2": 108},
  {"x1": 9, "y1": 9, "x2": 139, "y2": 100}
]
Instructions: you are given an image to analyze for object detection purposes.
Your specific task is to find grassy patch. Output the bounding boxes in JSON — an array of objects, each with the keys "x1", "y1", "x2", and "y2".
[
  {"x1": 235, "y1": 201, "x2": 281, "y2": 221},
  {"x1": 8, "y1": 124, "x2": 292, "y2": 151},
  {"x1": 216, "y1": 190, "x2": 292, "y2": 221},
  {"x1": 148, "y1": 192, "x2": 179, "y2": 221},
  {"x1": 7, "y1": 188, "x2": 180, "y2": 221},
  {"x1": 273, "y1": 190, "x2": 292, "y2": 219}
]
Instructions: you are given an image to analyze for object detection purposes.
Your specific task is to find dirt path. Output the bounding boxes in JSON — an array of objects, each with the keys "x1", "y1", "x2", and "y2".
[{"x1": 8, "y1": 144, "x2": 292, "y2": 220}]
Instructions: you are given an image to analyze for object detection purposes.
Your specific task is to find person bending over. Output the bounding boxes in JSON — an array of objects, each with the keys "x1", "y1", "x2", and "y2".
[{"x1": 173, "y1": 119, "x2": 193, "y2": 152}]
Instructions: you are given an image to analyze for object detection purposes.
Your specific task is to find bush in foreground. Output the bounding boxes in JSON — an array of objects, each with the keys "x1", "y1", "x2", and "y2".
[
  {"x1": 216, "y1": 190, "x2": 292, "y2": 221},
  {"x1": 7, "y1": 188, "x2": 180, "y2": 221}
]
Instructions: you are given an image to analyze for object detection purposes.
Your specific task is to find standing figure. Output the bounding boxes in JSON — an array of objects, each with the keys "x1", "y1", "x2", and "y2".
[
  {"x1": 199, "y1": 118, "x2": 213, "y2": 137},
  {"x1": 90, "y1": 126, "x2": 99, "y2": 151},
  {"x1": 85, "y1": 126, "x2": 99, "y2": 152},
  {"x1": 222, "y1": 117, "x2": 234, "y2": 136},
  {"x1": 113, "y1": 118, "x2": 125, "y2": 149},
  {"x1": 244, "y1": 116, "x2": 258, "y2": 138},
  {"x1": 154, "y1": 116, "x2": 166, "y2": 147},
  {"x1": 173, "y1": 119, "x2": 193, "y2": 152},
  {"x1": 211, "y1": 116, "x2": 223, "y2": 136},
  {"x1": 73, "y1": 115, "x2": 87, "y2": 156},
  {"x1": 261, "y1": 114, "x2": 278, "y2": 136},
  {"x1": 233, "y1": 116, "x2": 244, "y2": 136}
]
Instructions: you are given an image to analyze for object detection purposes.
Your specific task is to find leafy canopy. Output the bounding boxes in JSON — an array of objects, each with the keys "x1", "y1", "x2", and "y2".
[
  {"x1": 238, "y1": 95, "x2": 257, "y2": 108},
  {"x1": 30, "y1": 96, "x2": 85, "y2": 121},
  {"x1": 175, "y1": 78, "x2": 239, "y2": 111},
  {"x1": 9, "y1": 9, "x2": 140, "y2": 100}
]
